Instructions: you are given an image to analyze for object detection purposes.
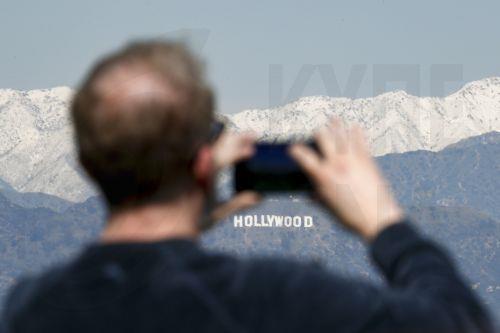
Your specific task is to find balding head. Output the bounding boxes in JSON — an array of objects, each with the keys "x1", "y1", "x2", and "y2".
[{"x1": 71, "y1": 41, "x2": 214, "y2": 210}]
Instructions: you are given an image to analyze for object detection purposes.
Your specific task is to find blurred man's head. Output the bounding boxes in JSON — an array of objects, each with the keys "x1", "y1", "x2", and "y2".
[{"x1": 71, "y1": 41, "x2": 214, "y2": 211}]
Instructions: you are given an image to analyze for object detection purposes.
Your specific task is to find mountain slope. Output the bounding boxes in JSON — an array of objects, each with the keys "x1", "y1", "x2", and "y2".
[
  {"x1": 379, "y1": 131, "x2": 500, "y2": 220},
  {"x1": 1, "y1": 78, "x2": 500, "y2": 201}
]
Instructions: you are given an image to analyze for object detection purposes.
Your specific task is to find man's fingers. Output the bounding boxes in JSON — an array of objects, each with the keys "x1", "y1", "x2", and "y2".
[
  {"x1": 351, "y1": 124, "x2": 370, "y2": 156},
  {"x1": 213, "y1": 131, "x2": 256, "y2": 170},
  {"x1": 315, "y1": 125, "x2": 337, "y2": 158},
  {"x1": 210, "y1": 191, "x2": 261, "y2": 222},
  {"x1": 235, "y1": 132, "x2": 257, "y2": 161},
  {"x1": 330, "y1": 117, "x2": 348, "y2": 154},
  {"x1": 289, "y1": 144, "x2": 323, "y2": 182}
]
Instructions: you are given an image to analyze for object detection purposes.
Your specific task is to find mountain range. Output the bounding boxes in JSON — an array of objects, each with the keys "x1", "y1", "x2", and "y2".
[{"x1": 1, "y1": 77, "x2": 500, "y2": 202}]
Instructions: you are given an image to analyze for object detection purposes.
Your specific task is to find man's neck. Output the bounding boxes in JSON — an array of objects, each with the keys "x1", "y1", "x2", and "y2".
[{"x1": 100, "y1": 192, "x2": 203, "y2": 244}]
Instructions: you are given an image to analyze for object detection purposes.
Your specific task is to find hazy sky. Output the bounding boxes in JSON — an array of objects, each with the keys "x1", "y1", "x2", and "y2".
[{"x1": 1, "y1": 0, "x2": 500, "y2": 113}]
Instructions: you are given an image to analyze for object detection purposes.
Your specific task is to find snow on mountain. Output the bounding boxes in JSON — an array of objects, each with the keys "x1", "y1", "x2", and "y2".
[
  {"x1": 227, "y1": 77, "x2": 500, "y2": 156},
  {"x1": 1, "y1": 78, "x2": 499, "y2": 202},
  {"x1": 0, "y1": 87, "x2": 96, "y2": 202}
]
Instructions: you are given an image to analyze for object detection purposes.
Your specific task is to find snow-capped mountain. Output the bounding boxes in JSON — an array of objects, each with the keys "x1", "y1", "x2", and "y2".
[
  {"x1": 1, "y1": 78, "x2": 499, "y2": 202},
  {"x1": 0, "y1": 87, "x2": 96, "y2": 202},
  {"x1": 227, "y1": 77, "x2": 500, "y2": 155}
]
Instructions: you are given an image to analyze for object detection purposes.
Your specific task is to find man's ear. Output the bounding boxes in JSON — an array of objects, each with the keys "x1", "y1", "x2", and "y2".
[{"x1": 192, "y1": 144, "x2": 214, "y2": 190}]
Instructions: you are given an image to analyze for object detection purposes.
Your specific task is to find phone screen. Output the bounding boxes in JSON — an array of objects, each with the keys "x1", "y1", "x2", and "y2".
[{"x1": 234, "y1": 142, "x2": 315, "y2": 192}]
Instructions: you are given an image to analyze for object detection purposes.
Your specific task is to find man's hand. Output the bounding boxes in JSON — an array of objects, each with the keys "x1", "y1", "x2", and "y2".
[
  {"x1": 212, "y1": 131, "x2": 256, "y2": 171},
  {"x1": 289, "y1": 118, "x2": 403, "y2": 241},
  {"x1": 206, "y1": 131, "x2": 261, "y2": 225}
]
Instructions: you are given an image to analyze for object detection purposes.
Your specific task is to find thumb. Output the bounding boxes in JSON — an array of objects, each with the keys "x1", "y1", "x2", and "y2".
[{"x1": 289, "y1": 144, "x2": 323, "y2": 183}]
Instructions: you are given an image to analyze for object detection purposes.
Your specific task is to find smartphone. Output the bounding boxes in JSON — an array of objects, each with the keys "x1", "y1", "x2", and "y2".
[{"x1": 234, "y1": 142, "x2": 317, "y2": 192}]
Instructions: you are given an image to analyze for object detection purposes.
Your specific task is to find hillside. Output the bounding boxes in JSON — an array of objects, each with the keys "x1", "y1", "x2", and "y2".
[{"x1": 379, "y1": 131, "x2": 500, "y2": 220}]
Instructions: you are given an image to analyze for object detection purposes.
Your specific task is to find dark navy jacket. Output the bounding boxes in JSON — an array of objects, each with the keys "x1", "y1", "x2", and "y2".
[{"x1": 1, "y1": 221, "x2": 494, "y2": 332}]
